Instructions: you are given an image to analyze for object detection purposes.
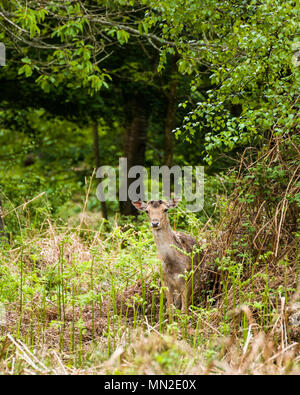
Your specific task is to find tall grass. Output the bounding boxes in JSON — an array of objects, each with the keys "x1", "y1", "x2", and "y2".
[
  {"x1": 0, "y1": 141, "x2": 299, "y2": 374},
  {"x1": 0, "y1": 202, "x2": 298, "y2": 374}
]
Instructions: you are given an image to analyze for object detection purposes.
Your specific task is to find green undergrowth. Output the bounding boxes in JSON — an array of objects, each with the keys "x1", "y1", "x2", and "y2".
[{"x1": 0, "y1": 205, "x2": 299, "y2": 374}]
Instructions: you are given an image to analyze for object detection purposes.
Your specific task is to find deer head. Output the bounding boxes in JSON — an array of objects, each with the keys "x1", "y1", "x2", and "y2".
[{"x1": 132, "y1": 199, "x2": 179, "y2": 230}]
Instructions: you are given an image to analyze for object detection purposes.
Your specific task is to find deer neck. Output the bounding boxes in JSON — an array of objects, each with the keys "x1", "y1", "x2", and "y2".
[{"x1": 152, "y1": 221, "x2": 177, "y2": 259}]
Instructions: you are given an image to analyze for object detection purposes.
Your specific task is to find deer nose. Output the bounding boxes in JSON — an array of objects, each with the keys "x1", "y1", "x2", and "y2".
[{"x1": 151, "y1": 221, "x2": 160, "y2": 228}]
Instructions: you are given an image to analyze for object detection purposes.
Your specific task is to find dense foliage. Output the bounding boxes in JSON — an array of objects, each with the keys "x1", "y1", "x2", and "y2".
[{"x1": 1, "y1": 1, "x2": 298, "y2": 213}]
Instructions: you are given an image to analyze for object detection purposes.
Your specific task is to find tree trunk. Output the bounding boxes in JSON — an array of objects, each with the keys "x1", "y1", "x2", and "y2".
[
  {"x1": 119, "y1": 94, "x2": 149, "y2": 216},
  {"x1": 164, "y1": 56, "x2": 178, "y2": 167},
  {"x1": 93, "y1": 120, "x2": 108, "y2": 219}
]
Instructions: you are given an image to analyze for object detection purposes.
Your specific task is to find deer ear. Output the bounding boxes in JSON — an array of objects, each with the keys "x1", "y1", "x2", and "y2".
[
  {"x1": 167, "y1": 198, "x2": 180, "y2": 209},
  {"x1": 132, "y1": 200, "x2": 147, "y2": 211}
]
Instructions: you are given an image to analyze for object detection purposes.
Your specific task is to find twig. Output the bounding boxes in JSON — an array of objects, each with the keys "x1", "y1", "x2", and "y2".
[
  {"x1": 78, "y1": 168, "x2": 96, "y2": 233},
  {"x1": 3, "y1": 192, "x2": 46, "y2": 218}
]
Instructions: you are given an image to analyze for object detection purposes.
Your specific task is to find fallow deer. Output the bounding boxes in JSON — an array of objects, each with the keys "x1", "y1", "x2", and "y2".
[{"x1": 132, "y1": 199, "x2": 201, "y2": 315}]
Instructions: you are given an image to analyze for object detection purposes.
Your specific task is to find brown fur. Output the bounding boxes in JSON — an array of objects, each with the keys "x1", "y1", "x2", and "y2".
[{"x1": 132, "y1": 199, "x2": 200, "y2": 314}]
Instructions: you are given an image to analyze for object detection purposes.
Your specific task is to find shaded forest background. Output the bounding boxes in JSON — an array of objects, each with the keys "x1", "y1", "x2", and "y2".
[{"x1": 0, "y1": 0, "x2": 297, "y2": 224}]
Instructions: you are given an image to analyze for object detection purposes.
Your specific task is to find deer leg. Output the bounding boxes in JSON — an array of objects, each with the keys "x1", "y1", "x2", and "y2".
[
  {"x1": 166, "y1": 284, "x2": 175, "y2": 321},
  {"x1": 181, "y1": 281, "x2": 192, "y2": 314},
  {"x1": 174, "y1": 293, "x2": 181, "y2": 309}
]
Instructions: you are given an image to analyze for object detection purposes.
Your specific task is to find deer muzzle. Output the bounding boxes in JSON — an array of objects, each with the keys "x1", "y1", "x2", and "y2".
[{"x1": 151, "y1": 220, "x2": 160, "y2": 228}]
